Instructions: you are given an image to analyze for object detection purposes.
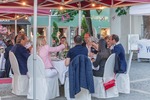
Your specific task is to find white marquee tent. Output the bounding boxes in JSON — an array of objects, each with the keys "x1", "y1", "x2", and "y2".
[
  {"x1": 129, "y1": 4, "x2": 150, "y2": 59},
  {"x1": 129, "y1": 4, "x2": 150, "y2": 15}
]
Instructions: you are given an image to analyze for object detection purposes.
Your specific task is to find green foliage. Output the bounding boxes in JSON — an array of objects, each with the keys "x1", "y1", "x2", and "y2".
[
  {"x1": 51, "y1": 22, "x2": 59, "y2": 44},
  {"x1": 81, "y1": 17, "x2": 88, "y2": 39},
  {"x1": 115, "y1": 7, "x2": 130, "y2": 16}
]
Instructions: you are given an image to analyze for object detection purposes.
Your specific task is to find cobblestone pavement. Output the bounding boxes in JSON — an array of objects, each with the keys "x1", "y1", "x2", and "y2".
[{"x1": 0, "y1": 60, "x2": 150, "y2": 100}]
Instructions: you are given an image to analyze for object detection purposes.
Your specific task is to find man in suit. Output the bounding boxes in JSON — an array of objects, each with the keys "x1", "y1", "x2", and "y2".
[
  {"x1": 109, "y1": 34, "x2": 127, "y2": 73},
  {"x1": 65, "y1": 35, "x2": 88, "y2": 65},
  {"x1": 11, "y1": 33, "x2": 30, "y2": 75}
]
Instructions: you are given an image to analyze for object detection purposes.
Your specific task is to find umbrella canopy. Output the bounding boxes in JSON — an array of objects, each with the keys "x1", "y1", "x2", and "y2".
[{"x1": 0, "y1": 0, "x2": 149, "y2": 10}]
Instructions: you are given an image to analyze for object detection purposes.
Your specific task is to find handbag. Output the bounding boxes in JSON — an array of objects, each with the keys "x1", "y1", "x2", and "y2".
[{"x1": 103, "y1": 79, "x2": 115, "y2": 90}]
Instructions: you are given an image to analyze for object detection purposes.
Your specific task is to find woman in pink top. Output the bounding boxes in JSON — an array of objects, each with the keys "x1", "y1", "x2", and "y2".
[{"x1": 36, "y1": 36, "x2": 65, "y2": 77}]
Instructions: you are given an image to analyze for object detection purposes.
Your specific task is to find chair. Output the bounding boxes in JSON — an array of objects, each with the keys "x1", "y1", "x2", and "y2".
[
  {"x1": 27, "y1": 54, "x2": 59, "y2": 100},
  {"x1": 92, "y1": 53, "x2": 119, "y2": 98},
  {"x1": 64, "y1": 55, "x2": 93, "y2": 100},
  {"x1": 0, "y1": 53, "x2": 5, "y2": 70},
  {"x1": 0, "y1": 53, "x2": 6, "y2": 78},
  {"x1": 116, "y1": 51, "x2": 133, "y2": 94},
  {"x1": 9, "y1": 51, "x2": 29, "y2": 95},
  {"x1": 65, "y1": 77, "x2": 91, "y2": 100}
]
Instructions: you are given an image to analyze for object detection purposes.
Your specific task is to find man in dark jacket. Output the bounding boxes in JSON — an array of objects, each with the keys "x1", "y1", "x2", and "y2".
[
  {"x1": 4, "y1": 40, "x2": 13, "y2": 77},
  {"x1": 109, "y1": 34, "x2": 127, "y2": 73},
  {"x1": 11, "y1": 33, "x2": 30, "y2": 75},
  {"x1": 65, "y1": 35, "x2": 88, "y2": 64},
  {"x1": 65, "y1": 35, "x2": 94, "y2": 98}
]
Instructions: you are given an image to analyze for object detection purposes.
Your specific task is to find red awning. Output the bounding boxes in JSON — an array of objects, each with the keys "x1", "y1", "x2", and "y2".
[
  {"x1": 0, "y1": 0, "x2": 149, "y2": 10},
  {"x1": 0, "y1": 8, "x2": 50, "y2": 19},
  {"x1": 0, "y1": 0, "x2": 149, "y2": 19}
]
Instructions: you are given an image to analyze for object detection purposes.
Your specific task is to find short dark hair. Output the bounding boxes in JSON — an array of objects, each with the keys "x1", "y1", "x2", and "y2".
[
  {"x1": 84, "y1": 33, "x2": 90, "y2": 37},
  {"x1": 60, "y1": 36, "x2": 66, "y2": 40},
  {"x1": 111, "y1": 34, "x2": 119, "y2": 42},
  {"x1": 6, "y1": 40, "x2": 13, "y2": 46},
  {"x1": 74, "y1": 35, "x2": 82, "y2": 44}
]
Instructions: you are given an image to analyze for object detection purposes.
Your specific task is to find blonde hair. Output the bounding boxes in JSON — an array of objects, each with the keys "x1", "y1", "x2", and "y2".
[{"x1": 36, "y1": 36, "x2": 47, "y2": 53}]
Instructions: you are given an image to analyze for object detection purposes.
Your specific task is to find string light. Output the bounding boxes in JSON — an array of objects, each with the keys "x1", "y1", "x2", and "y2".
[
  {"x1": 16, "y1": 15, "x2": 19, "y2": 18},
  {"x1": 25, "y1": 16, "x2": 28, "y2": 20},
  {"x1": 92, "y1": 3, "x2": 95, "y2": 7},
  {"x1": 59, "y1": 6, "x2": 64, "y2": 10},
  {"x1": 22, "y1": 2, "x2": 26, "y2": 6}
]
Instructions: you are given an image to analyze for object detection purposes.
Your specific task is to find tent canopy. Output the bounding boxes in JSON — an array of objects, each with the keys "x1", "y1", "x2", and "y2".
[
  {"x1": 0, "y1": 8, "x2": 50, "y2": 20},
  {"x1": 129, "y1": 4, "x2": 150, "y2": 15},
  {"x1": 0, "y1": 0, "x2": 148, "y2": 10},
  {"x1": 0, "y1": 0, "x2": 148, "y2": 19}
]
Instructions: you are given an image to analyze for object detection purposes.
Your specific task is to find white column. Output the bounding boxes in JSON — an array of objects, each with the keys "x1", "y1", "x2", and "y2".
[
  {"x1": 47, "y1": 15, "x2": 51, "y2": 45},
  {"x1": 15, "y1": 20, "x2": 17, "y2": 36},
  {"x1": 78, "y1": 10, "x2": 81, "y2": 35},
  {"x1": 129, "y1": 15, "x2": 132, "y2": 53},
  {"x1": 130, "y1": 15, "x2": 132, "y2": 35},
  {"x1": 27, "y1": 25, "x2": 30, "y2": 37},
  {"x1": 33, "y1": 0, "x2": 37, "y2": 100}
]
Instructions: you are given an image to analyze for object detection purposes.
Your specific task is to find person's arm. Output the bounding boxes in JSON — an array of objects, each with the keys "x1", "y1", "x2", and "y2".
[
  {"x1": 65, "y1": 58, "x2": 70, "y2": 66},
  {"x1": 113, "y1": 45, "x2": 121, "y2": 55},
  {"x1": 48, "y1": 44, "x2": 65, "y2": 52},
  {"x1": 4, "y1": 48, "x2": 8, "y2": 59},
  {"x1": 20, "y1": 46, "x2": 30, "y2": 59},
  {"x1": 65, "y1": 50, "x2": 71, "y2": 66},
  {"x1": 93, "y1": 53, "x2": 101, "y2": 68}
]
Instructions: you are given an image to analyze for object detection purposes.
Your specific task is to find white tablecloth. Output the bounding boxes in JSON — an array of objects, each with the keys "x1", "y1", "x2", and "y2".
[{"x1": 52, "y1": 60, "x2": 68, "y2": 84}]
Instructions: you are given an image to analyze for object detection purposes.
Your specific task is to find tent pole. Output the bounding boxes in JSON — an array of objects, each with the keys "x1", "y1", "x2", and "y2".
[
  {"x1": 78, "y1": 10, "x2": 81, "y2": 35},
  {"x1": 129, "y1": 15, "x2": 132, "y2": 54},
  {"x1": 33, "y1": 0, "x2": 37, "y2": 100},
  {"x1": 48, "y1": 14, "x2": 51, "y2": 45},
  {"x1": 15, "y1": 19, "x2": 17, "y2": 36}
]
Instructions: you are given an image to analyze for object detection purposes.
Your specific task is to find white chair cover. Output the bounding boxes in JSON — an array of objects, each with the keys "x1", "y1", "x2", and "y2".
[
  {"x1": 65, "y1": 77, "x2": 91, "y2": 100},
  {"x1": 0, "y1": 53, "x2": 6, "y2": 70},
  {"x1": 27, "y1": 54, "x2": 59, "y2": 100},
  {"x1": 9, "y1": 51, "x2": 29, "y2": 95},
  {"x1": 116, "y1": 51, "x2": 133, "y2": 94},
  {"x1": 92, "y1": 53, "x2": 119, "y2": 98},
  {"x1": 64, "y1": 55, "x2": 92, "y2": 100}
]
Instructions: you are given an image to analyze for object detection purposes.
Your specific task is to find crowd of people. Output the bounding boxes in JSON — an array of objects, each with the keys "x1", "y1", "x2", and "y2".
[
  {"x1": 64, "y1": 33, "x2": 127, "y2": 78},
  {"x1": 0, "y1": 30, "x2": 127, "y2": 99},
  {"x1": 1, "y1": 31, "x2": 127, "y2": 79}
]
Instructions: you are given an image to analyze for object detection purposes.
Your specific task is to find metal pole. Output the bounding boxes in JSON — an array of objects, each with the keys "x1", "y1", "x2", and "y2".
[
  {"x1": 27, "y1": 25, "x2": 30, "y2": 37},
  {"x1": 15, "y1": 19, "x2": 17, "y2": 36},
  {"x1": 33, "y1": 0, "x2": 37, "y2": 100},
  {"x1": 78, "y1": 10, "x2": 81, "y2": 35},
  {"x1": 129, "y1": 15, "x2": 132, "y2": 54},
  {"x1": 48, "y1": 15, "x2": 51, "y2": 45}
]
